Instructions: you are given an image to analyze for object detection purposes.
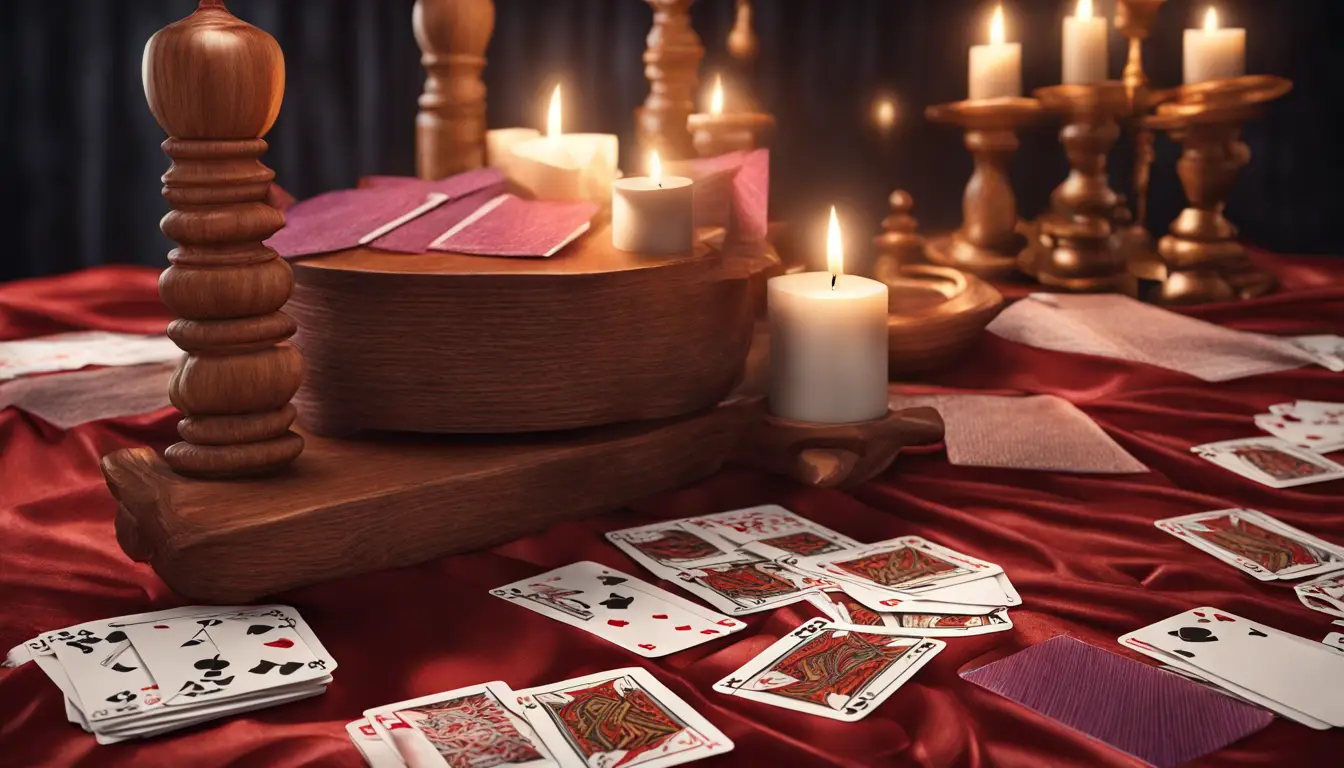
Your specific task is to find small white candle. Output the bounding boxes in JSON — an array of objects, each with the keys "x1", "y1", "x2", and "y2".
[
  {"x1": 768, "y1": 208, "x2": 890, "y2": 424},
  {"x1": 511, "y1": 85, "x2": 619, "y2": 203},
  {"x1": 1063, "y1": 0, "x2": 1108, "y2": 85},
  {"x1": 1184, "y1": 7, "x2": 1245, "y2": 84},
  {"x1": 969, "y1": 5, "x2": 1022, "y2": 100},
  {"x1": 612, "y1": 151, "x2": 694, "y2": 255}
]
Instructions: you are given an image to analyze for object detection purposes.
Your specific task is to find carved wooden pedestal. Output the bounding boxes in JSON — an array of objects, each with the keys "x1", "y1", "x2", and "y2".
[
  {"x1": 413, "y1": 0, "x2": 494, "y2": 178},
  {"x1": 636, "y1": 0, "x2": 704, "y2": 160}
]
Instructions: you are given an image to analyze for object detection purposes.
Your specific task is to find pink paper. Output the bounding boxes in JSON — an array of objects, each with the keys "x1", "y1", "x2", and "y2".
[
  {"x1": 667, "y1": 149, "x2": 769, "y2": 241},
  {"x1": 358, "y1": 167, "x2": 505, "y2": 198},
  {"x1": 0, "y1": 363, "x2": 175, "y2": 429},
  {"x1": 988, "y1": 294, "x2": 1327, "y2": 382},
  {"x1": 898, "y1": 393, "x2": 1148, "y2": 473},
  {"x1": 430, "y1": 195, "x2": 597, "y2": 258},
  {"x1": 370, "y1": 185, "x2": 507, "y2": 253}
]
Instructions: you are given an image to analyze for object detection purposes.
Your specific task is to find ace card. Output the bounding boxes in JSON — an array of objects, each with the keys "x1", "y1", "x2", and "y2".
[
  {"x1": 1191, "y1": 437, "x2": 1344, "y2": 488},
  {"x1": 1156, "y1": 508, "x2": 1344, "y2": 581},
  {"x1": 713, "y1": 618, "x2": 944, "y2": 721}
]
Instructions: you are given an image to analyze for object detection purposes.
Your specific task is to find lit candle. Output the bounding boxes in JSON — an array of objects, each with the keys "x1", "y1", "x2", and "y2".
[
  {"x1": 511, "y1": 85, "x2": 619, "y2": 203},
  {"x1": 612, "y1": 151, "x2": 694, "y2": 255},
  {"x1": 1062, "y1": 0, "x2": 1108, "y2": 85},
  {"x1": 767, "y1": 208, "x2": 890, "y2": 424},
  {"x1": 1184, "y1": 7, "x2": 1245, "y2": 84},
  {"x1": 485, "y1": 127, "x2": 539, "y2": 181},
  {"x1": 969, "y1": 5, "x2": 1022, "y2": 100}
]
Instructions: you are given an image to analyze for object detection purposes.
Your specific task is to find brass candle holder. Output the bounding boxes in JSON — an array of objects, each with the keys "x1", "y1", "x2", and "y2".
[
  {"x1": 1143, "y1": 75, "x2": 1292, "y2": 305},
  {"x1": 924, "y1": 97, "x2": 1044, "y2": 280},
  {"x1": 686, "y1": 110, "x2": 775, "y2": 156},
  {"x1": 1115, "y1": 0, "x2": 1168, "y2": 280},
  {"x1": 1026, "y1": 82, "x2": 1137, "y2": 294}
]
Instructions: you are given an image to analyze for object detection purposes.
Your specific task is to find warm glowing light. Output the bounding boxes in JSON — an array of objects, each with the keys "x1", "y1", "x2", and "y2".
[
  {"x1": 1076, "y1": 0, "x2": 1093, "y2": 20},
  {"x1": 1203, "y1": 6, "x2": 1219, "y2": 31},
  {"x1": 547, "y1": 85, "x2": 562, "y2": 138},
  {"x1": 989, "y1": 4, "x2": 1006, "y2": 45},
  {"x1": 872, "y1": 96, "x2": 897, "y2": 131},
  {"x1": 711, "y1": 75, "x2": 724, "y2": 115},
  {"x1": 649, "y1": 151, "x2": 662, "y2": 184},
  {"x1": 826, "y1": 206, "x2": 843, "y2": 278}
]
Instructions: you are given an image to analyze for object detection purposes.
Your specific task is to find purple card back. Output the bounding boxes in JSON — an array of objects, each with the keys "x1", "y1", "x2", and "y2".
[
  {"x1": 961, "y1": 636, "x2": 1271, "y2": 768},
  {"x1": 431, "y1": 195, "x2": 597, "y2": 258},
  {"x1": 370, "y1": 184, "x2": 507, "y2": 253}
]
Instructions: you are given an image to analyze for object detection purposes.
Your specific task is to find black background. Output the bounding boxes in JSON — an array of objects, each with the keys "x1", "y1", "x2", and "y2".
[{"x1": 2, "y1": 0, "x2": 1341, "y2": 281}]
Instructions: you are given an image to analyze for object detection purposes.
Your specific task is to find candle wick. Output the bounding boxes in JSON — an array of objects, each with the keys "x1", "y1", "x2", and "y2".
[{"x1": 831, "y1": 274, "x2": 837, "y2": 290}]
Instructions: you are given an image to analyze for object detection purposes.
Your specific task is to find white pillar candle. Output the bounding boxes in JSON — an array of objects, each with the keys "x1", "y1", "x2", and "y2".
[
  {"x1": 768, "y1": 208, "x2": 890, "y2": 424},
  {"x1": 486, "y1": 127, "x2": 539, "y2": 182},
  {"x1": 1184, "y1": 7, "x2": 1245, "y2": 84},
  {"x1": 969, "y1": 5, "x2": 1022, "y2": 100},
  {"x1": 509, "y1": 85, "x2": 619, "y2": 203},
  {"x1": 1063, "y1": 0, "x2": 1108, "y2": 85},
  {"x1": 612, "y1": 152, "x2": 694, "y2": 255}
]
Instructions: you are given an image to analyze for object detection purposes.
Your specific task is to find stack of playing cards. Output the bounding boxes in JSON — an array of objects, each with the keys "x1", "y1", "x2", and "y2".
[
  {"x1": 1190, "y1": 437, "x2": 1344, "y2": 488},
  {"x1": 4, "y1": 605, "x2": 335, "y2": 744},
  {"x1": 1156, "y1": 508, "x2": 1344, "y2": 582},
  {"x1": 1253, "y1": 400, "x2": 1344, "y2": 455},
  {"x1": 607, "y1": 506, "x2": 1019, "y2": 636},
  {"x1": 1120, "y1": 608, "x2": 1344, "y2": 730},
  {"x1": 0, "y1": 331, "x2": 180, "y2": 381},
  {"x1": 348, "y1": 667, "x2": 732, "y2": 767}
]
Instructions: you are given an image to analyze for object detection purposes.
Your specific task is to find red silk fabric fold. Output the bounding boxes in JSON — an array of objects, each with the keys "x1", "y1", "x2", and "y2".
[{"x1": 2, "y1": 260, "x2": 1342, "y2": 767}]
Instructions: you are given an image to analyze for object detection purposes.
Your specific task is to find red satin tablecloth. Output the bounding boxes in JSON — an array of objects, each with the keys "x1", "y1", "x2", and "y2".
[{"x1": 2, "y1": 255, "x2": 1343, "y2": 768}]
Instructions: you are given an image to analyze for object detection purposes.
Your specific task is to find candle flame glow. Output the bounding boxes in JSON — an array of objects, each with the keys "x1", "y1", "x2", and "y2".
[
  {"x1": 872, "y1": 96, "x2": 897, "y2": 131},
  {"x1": 1076, "y1": 0, "x2": 1093, "y2": 21},
  {"x1": 826, "y1": 206, "x2": 843, "y2": 279},
  {"x1": 711, "y1": 75, "x2": 724, "y2": 115},
  {"x1": 547, "y1": 85, "x2": 562, "y2": 138},
  {"x1": 650, "y1": 151, "x2": 662, "y2": 185},
  {"x1": 990, "y1": 4, "x2": 1006, "y2": 45},
  {"x1": 1203, "y1": 6, "x2": 1219, "y2": 31}
]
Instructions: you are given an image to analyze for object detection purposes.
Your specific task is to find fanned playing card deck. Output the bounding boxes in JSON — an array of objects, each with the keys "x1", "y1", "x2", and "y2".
[
  {"x1": 351, "y1": 668, "x2": 731, "y2": 768},
  {"x1": 5, "y1": 605, "x2": 335, "y2": 744},
  {"x1": 1156, "y1": 508, "x2": 1344, "y2": 581}
]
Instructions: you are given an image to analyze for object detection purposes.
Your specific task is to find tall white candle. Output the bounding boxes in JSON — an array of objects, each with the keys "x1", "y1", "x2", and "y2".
[
  {"x1": 1184, "y1": 7, "x2": 1245, "y2": 84},
  {"x1": 612, "y1": 152, "x2": 694, "y2": 255},
  {"x1": 1063, "y1": 0, "x2": 1108, "y2": 85},
  {"x1": 969, "y1": 5, "x2": 1022, "y2": 100},
  {"x1": 510, "y1": 85, "x2": 618, "y2": 203},
  {"x1": 768, "y1": 208, "x2": 889, "y2": 424}
]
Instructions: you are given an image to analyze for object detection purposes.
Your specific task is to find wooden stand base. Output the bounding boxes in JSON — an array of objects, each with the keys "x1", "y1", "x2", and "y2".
[
  {"x1": 925, "y1": 232, "x2": 1026, "y2": 281},
  {"x1": 883, "y1": 265, "x2": 1004, "y2": 374}
]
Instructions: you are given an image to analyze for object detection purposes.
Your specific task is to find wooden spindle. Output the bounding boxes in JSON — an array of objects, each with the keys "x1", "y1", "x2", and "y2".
[
  {"x1": 414, "y1": 0, "x2": 495, "y2": 179},
  {"x1": 727, "y1": 0, "x2": 760, "y2": 89},
  {"x1": 637, "y1": 0, "x2": 704, "y2": 161},
  {"x1": 143, "y1": 0, "x2": 303, "y2": 477}
]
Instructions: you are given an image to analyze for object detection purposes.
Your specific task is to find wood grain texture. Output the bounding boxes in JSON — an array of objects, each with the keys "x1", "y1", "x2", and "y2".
[
  {"x1": 287, "y1": 227, "x2": 776, "y2": 436},
  {"x1": 637, "y1": 0, "x2": 703, "y2": 161},
  {"x1": 414, "y1": 0, "x2": 494, "y2": 179},
  {"x1": 142, "y1": 1, "x2": 303, "y2": 478},
  {"x1": 884, "y1": 266, "x2": 1004, "y2": 375}
]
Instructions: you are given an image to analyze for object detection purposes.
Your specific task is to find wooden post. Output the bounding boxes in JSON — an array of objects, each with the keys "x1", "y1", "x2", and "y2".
[
  {"x1": 637, "y1": 0, "x2": 704, "y2": 161},
  {"x1": 142, "y1": 0, "x2": 303, "y2": 477},
  {"x1": 414, "y1": 0, "x2": 495, "y2": 179}
]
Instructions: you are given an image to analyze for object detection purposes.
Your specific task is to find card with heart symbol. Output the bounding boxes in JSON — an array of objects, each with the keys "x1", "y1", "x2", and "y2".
[
  {"x1": 1120, "y1": 607, "x2": 1344, "y2": 728},
  {"x1": 490, "y1": 562, "x2": 746, "y2": 658}
]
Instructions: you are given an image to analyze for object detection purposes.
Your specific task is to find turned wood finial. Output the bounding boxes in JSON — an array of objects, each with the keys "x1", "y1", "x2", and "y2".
[
  {"x1": 413, "y1": 0, "x2": 495, "y2": 179},
  {"x1": 873, "y1": 190, "x2": 927, "y2": 278},
  {"x1": 637, "y1": 0, "x2": 704, "y2": 161},
  {"x1": 143, "y1": 0, "x2": 304, "y2": 477},
  {"x1": 728, "y1": 0, "x2": 759, "y2": 64}
]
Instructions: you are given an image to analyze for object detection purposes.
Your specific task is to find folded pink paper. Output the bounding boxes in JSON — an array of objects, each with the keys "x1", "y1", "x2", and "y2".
[
  {"x1": 428, "y1": 195, "x2": 597, "y2": 258},
  {"x1": 666, "y1": 149, "x2": 769, "y2": 241},
  {"x1": 988, "y1": 293, "x2": 1329, "y2": 382},
  {"x1": 897, "y1": 393, "x2": 1148, "y2": 473},
  {"x1": 0, "y1": 363, "x2": 174, "y2": 429}
]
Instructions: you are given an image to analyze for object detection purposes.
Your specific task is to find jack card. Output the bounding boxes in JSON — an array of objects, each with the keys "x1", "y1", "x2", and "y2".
[
  {"x1": 671, "y1": 556, "x2": 834, "y2": 616},
  {"x1": 686, "y1": 505, "x2": 861, "y2": 556},
  {"x1": 788, "y1": 536, "x2": 1003, "y2": 599},
  {"x1": 364, "y1": 681, "x2": 554, "y2": 768},
  {"x1": 1155, "y1": 508, "x2": 1344, "y2": 581},
  {"x1": 1191, "y1": 437, "x2": 1344, "y2": 488},
  {"x1": 713, "y1": 618, "x2": 944, "y2": 722},
  {"x1": 516, "y1": 667, "x2": 732, "y2": 768},
  {"x1": 491, "y1": 562, "x2": 744, "y2": 657},
  {"x1": 605, "y1": 521, "x2": 741, "y2": 573}
]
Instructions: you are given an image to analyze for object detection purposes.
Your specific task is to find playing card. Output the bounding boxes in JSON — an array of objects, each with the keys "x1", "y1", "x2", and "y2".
[
  {"x1": 347, "y1": 719, "x2": 404, "y2": 768},
  {"x1": 1295, "y1": 571, "x2": 1344, "y2": 617},
  {"x1": 47, "y1": 621, "x2": 165, "y2": 722},
  {"x1": 962, "y1": 636, "x2": 1272, "y2": 768},
  {"x1": 789, "y1": 536, "x2": 1004, "y2": 599},
  {"x1": 1191, "y1": 437, "x2": 1344, "y2": 488},
  {"x1": 606, "y1": 520, "x2": 742, "y2": 573},
  {"x1": 1325, "y1": 633, "x2": 1344, "y2": 653},
  {"x1": 516, "y1": 667, "x2": 731, "y2": 768},
  {"x1": 266, "y1": 186, "x2": 456, "y2": 259},
  {"x1": 670, "y1": 556, "x2": 835, "y2": 616},
  {"x1": 0, "y1": 331, "x2": 180, "y2": 381},
  {"x1": 490, "y1": 562, "x2": 745, "y2": 657},
  {"x1": 364, "y1": 682, "x2": 554, "y2": 768},
  {"x1": 428, "y1": 194, "x2": 597, "y2": 258},
  {"x1": 1254, "y1": 412, "x2": 1344, "y2": 454},
  {"x1": 713, "y1": 618, "x2": 943, "y2": 721},
  {"x1": 1122, "y1": 607, "x2": 1344, "y2": 728},
  {"x1": 1155, "y1": 508, "x2": 1344, "y2": 581},
  {"x1": 1288, "y1": 335, "x2": 1344, "y2": 369},
  {"x1": 685, "y1": 505, "x2": 862, "y2": 555}
]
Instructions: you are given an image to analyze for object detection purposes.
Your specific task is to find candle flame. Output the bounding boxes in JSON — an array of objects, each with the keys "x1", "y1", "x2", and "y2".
[
  {"x1": 1076, "y1": 0, "x2": 1093, "y2": 20},
  {"x1": 826, "y1": 206, "x2": 843, "y2": 279},
  {"x1": 872, "y1": 96, "x2": 897, "y2": 131},
  {"x1": 711, "y1": 75, "x2": 724, "y2": 115},
  {"x1": 1203, "y1": 6, "x2": 1218, "y2": 31},
  {"x1": 547, "y1": 84, "x2": 562, "y2": 138},
  {"x1": 990, "y1": 4, "x2": 1006, "y2": 45},
  {"x1": 650, "y1": 151, "x2": 662, "y2": 185}
]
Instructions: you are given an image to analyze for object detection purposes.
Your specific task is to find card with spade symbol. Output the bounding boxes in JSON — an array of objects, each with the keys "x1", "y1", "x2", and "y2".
[
  {"x1": 1120, "y1": 607, "x2": 1344, "y2": 728},
  {"x1": 490, "y1": 561, "x2": 746, "y2": 658},
  {"x1": 712, "y1": 617, "x2": 944, "y2": 721}
]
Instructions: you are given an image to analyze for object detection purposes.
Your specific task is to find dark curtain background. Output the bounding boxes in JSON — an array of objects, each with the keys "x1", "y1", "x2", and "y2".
[{"x1": 2, "y1": 0, "x2": 1341, "y2": 281}]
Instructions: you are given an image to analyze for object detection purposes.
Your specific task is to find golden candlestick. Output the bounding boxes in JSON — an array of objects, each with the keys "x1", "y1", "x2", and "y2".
[
  {"x1": 1115, "y1": 0, "x2": 1169, "y2": 280},
  {"x1": 1144, "y1": 75, "x2": 1291, "y2": 305}
]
